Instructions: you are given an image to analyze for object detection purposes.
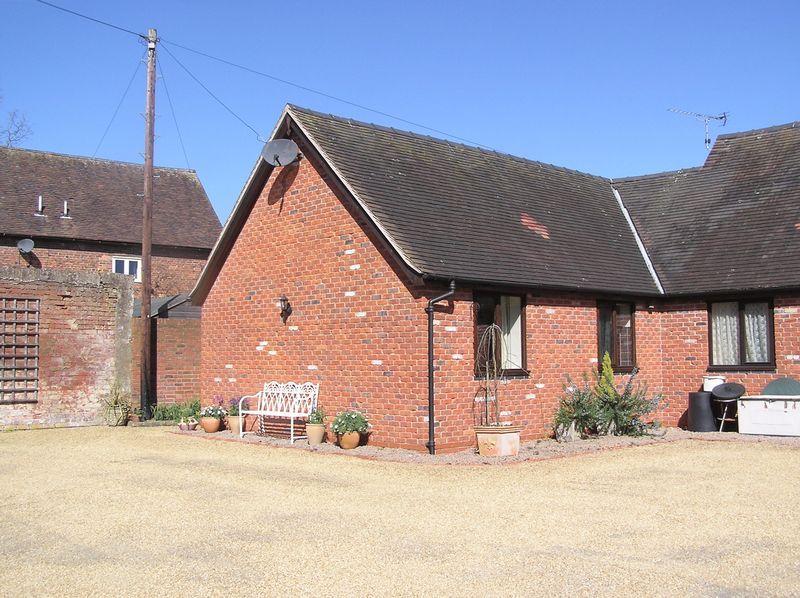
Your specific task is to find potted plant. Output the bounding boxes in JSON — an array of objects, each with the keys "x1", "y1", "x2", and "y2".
[
  {"x1": 306, "y1": 407, "x2": 326, "y2": 445},
  {"x1": 178, "y1": 417, "x2": 198, "y2": 431},
  {"x1": 101, "y1": 382, "x2": 131, "y2": 426},
  {"x1": 226, "y1": 397, "x2": 248, "y2": 435},
  {"x1": 473, "y1": 324, "x2": 522, "y2": 457},
  {"x1": 331, "y1": 410, "x2": 370, "y2": 449},
  {"x1": 199, "y1": 402, "x2": 227, "y2": 433}
]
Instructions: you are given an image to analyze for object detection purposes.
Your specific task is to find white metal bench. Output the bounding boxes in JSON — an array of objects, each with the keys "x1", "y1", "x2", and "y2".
[{"x1": 238, "y1": 381, "x2": 319, "y2": 443}]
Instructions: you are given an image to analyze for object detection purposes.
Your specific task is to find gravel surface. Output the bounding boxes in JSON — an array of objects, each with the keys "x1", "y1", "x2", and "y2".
[{"x1": 1, "y1": 427, "x2": 798, "y2": 596}]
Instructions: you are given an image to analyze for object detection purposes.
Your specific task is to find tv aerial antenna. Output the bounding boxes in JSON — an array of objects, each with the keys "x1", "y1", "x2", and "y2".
[{"x1": 668, "y1": 108, "x2": 729, "y2": 150}]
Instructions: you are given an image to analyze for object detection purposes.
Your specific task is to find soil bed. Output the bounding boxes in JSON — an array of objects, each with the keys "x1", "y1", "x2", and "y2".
[{"x1": 181, "y1": 425, "x2": 800, "y2": 464}]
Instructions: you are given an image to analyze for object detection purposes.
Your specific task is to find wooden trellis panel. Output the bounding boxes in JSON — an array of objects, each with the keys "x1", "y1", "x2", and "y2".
[{"x1": 0, "y1": 297, "x2": 40, "y2": 403}]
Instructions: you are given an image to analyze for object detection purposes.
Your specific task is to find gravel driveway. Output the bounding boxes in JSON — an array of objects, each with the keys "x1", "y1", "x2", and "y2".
[{"x1": 1, "y1": 427, "x2": 798, "y2": 596}]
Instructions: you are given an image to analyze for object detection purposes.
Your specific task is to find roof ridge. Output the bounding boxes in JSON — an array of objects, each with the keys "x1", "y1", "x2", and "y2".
[
  {"x1": 0, "y1": 145, "x2": 197, "y2": 174},
  {"x1": 286, "y1": 104, "x2": 612, "y2": 183},
  {"x1": 612, "y1": 167, "x2": 701, "y2": 183},
  {"x1": 716, "y1": 120, "x2": 800, "y2": 141}
]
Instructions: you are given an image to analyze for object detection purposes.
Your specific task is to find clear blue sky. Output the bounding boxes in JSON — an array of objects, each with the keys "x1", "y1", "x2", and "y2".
[{"x1": 2, "y1": 0, "x2": 798, "y2": 222}]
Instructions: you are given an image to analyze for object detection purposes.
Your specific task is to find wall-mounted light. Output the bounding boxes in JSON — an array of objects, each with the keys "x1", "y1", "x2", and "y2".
[{"x1": 279, "y1": 294, "x2": 292, "y2": 323}]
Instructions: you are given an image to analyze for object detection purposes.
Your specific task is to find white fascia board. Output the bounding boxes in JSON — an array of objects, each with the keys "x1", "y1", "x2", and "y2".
[
  {"x1": 286, "y1": 107, "x2": 423, "y2": 276},
  {"x1": 611, "y1": 186, "x2": 665, "y2": 295}
]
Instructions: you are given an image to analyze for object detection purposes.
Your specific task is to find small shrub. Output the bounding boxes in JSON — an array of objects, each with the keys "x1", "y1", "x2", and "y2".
[
  {"x1": 554, "y1": 374, "x2": 598, "y2": 439},
  {"x1": 594, "y1": 355, "x2": 664, "y2": 436},
  {"x1": 553, "y1": 353, "x2": 665, "y2": 440},
  {"x1": 331, "y1": 410, "x2": 369, "y2": 435},
  {"x1": 152, "y1": 399, "x2": 204, "y2": 422}
]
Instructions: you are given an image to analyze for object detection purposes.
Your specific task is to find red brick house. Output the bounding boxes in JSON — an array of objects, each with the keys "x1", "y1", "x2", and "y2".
[
  {"x1": 192, "y1": 106, "x2": 799, "y2": 452},
  {"x1": 0, "y1": 147, "x2": 222, "y2": 410}
]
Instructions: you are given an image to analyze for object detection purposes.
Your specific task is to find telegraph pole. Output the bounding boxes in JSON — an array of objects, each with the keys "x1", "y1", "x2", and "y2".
[{"x1": 140, "y1": 28, "x2": 157, "y2": 420}]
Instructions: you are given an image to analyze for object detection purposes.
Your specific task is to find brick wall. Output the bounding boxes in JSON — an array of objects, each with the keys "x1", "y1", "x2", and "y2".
[
  {"x1": 0, "y1": 267, "x2": 132, "y2": 429},
  {"x1": 199, "y1": 154, "x2": 637, "y2": 451},
  {"x1": 651, "y1": 296, "x2": 800, "y2": 426},
  {"x1": 0, "y1": 240, "x2": 208, "y2": 297},
  {"x1": 131, "y1": 318, "x2": 202, "y2": 405},
  {"x1": 200, "y1": 151, "x2": 800, "y2": 451}
]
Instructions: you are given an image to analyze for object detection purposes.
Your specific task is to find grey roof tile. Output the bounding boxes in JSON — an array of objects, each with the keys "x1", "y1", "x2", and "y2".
[
  {"x1": 615, "y1": 122, "x2": 800, "y2": 294},
  {"x1": 290, "y1": 106, "x2": 660, "y2": 295},
  {"x1": 0, "y1": 147, "x2": 221, "y2": 249}
]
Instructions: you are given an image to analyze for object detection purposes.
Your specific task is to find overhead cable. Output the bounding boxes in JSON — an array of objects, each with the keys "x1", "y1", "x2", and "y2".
[
  {"x1": 158, "y1": 60, "x2": 191, "y2": 169},
  {"x1": 160, "y1": 43, "x2": 265, "y2": 141},
  {"x1": 35, "y1": 0, "x2": 145, "y2": 39},
  {"x1": 92, "y1": 50, "x2": 147, "y2": 157}
]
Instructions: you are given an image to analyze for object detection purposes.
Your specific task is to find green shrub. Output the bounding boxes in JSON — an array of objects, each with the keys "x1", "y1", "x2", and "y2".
[
  {"x1": 594, "y1": 354, "x2": 664, "y2": 436},
  {"x1": 554, "y1": 374, "x2": 598, "y2": 439},
  {"x1": 553, "y1": 353, "x2": 665, "y2": 440},
  {"x1": 152, "y1": 399, "x2": 202, "y2": 422}
]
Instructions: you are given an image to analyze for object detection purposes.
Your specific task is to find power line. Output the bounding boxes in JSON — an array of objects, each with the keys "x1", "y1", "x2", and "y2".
[
  {"x1": 160, "y1": 38, "x2": 495, "y2": 150},
  {"x1": 34, "y1": 0, "x2": 145, "y2": 39},
  {"x1": 158, "y1": 59, "x2": 191, "y2": 169},
  {"x1": 35, "y1": 0, "x2": 495, "y2": 150},
  {"x1": 160, "y1": 43, "x2": 265, "y2": 141},
  {"x1": 92, "y1": 50, "x2": 146, "y2": 157}
]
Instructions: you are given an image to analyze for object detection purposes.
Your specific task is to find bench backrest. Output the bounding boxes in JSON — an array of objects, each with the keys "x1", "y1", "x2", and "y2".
[{"x1": 257, "y1": 381, "x2": 318, "y2": 416}]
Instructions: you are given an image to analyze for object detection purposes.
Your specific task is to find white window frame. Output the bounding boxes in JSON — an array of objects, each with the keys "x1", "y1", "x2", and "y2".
[{"x1": 112, "y1": 257, "x2": 142, "y2": 283}]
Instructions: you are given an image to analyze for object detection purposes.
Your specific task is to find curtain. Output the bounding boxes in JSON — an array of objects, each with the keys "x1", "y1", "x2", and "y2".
[
  {"x1": 615, "y1": 304, "x2": 633, "y2": 367},
  {"x1": 711, "y1": 302, "x2": 740, "y2": 365},
  {"x1": 744, "y1": 302, "x2": 769, "y2": 362},
  {"x1": 500, "y1": 296, "x2": 523, "y2": 370}
]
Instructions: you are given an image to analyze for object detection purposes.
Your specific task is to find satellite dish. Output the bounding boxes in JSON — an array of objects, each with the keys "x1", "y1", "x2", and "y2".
[
  {"x1": 17, "y1": 238, "x2": 34, "y2": 254},
  {"x1": 261, "y1": 139, "x2": 300, "y2": 167}
]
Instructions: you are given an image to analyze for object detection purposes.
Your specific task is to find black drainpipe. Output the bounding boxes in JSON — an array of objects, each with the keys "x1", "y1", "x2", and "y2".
[{"x1": 424, "y1": 280, "x2": 456, "y2": 455}]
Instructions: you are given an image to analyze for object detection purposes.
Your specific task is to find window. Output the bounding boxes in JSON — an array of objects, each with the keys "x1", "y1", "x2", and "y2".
[
  {"x1": 474, "y1": 293, "x2": 525, "y2": 375},
  {"x1": 598, "y1": 302, "x2": 635, "y2": 371},
  {"x1": 112, "y1": 257, "x2": 141, "y2": 282},
  {"x1": 709, "y1": 300, "x2": 773, "y2": 368},
  {"x1": 0, "y1": 298, "x2": 40, "y2": 404}
]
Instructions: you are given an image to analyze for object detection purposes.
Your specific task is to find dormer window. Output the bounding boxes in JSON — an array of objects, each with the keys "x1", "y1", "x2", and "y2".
[{"x1": 112, "y1": 257, "x2": 141, "y2": 282}]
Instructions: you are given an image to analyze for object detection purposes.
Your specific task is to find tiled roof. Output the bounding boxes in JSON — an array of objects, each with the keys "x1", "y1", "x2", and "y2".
[
  {"x1": 289, "y1": 106, "x2": 660, "y2": 295},
  {"x1": 615, "y1": 122, "x2": 800, "y2": 294},
  {"x1": 0, "y1": 147, "x2": 221, "y2": 249}
]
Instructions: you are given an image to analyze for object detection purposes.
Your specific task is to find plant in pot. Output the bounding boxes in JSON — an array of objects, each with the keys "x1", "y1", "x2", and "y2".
[
  {"x1": 101, "y1": 382, "x2": 131, "y2": 426},
  {"x1": 199, "y1": 401, "x2": 227, "y2": 433},
  {"x1": 306, "y1": 407, "x2": 326, "y2": 445},
  {"x1": 331, "y1": 410, "x2": 370, "y2": 449},
  {"x1": 226, "y1": 397, "x2": 249, "y2": 435},
  {"x1": 473, "y1": 323, "x2": 523, "y2": 457}
]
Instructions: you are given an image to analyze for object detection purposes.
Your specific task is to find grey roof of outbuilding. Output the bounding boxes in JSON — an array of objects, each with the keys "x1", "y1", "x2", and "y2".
[
  {"x1": 288, "y1": 106, "x2": 660, "y2": 295},
  {"x1": 0, "y1": 147, "x2": 221, "y2": 249},
  {"x1": 614, "y1": 122, "x2": 800, "y2": 295}
]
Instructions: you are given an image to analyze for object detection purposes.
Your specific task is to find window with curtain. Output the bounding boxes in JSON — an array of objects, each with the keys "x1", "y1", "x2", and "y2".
[
  {"x1": 597, "y1": 302, "x2": 635, "y2": 371},
  {"x1": 474, "y1": 293, "x2": 525, "y2": 375},
  {"x1": 710, "y1": 300, "x2": 773, "y2": 367}
]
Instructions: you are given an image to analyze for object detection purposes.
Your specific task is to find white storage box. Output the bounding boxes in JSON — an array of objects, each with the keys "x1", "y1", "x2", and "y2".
[
  {"x1": 703, "y1": 375, "x2": 726, "y2": 392},
  {"x1": 738, "y1": 396, "x2": 800, "y2": 437}
]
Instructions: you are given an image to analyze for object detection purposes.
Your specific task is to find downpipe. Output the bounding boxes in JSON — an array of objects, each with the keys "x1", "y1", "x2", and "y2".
[{"x1": 424, "y1": 280, "x2": 456, "y2": 455}]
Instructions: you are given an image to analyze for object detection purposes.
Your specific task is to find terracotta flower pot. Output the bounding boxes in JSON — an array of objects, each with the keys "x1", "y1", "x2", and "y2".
[
  {"x1": 200, "y1": 417, "x2": 221, "y2": 433},
  {"x1": 227, "y1": 415, "x2": 242, "y2": 435},
  {"x1": 338, "y1": 431, "x2": 361, "y2": 449},
  {"x1": 474, "y1": 425, "x2": 523, "y2": 457},
  {"x1": 306, "y1": 423, "x2": 326, "y2": 445}
]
